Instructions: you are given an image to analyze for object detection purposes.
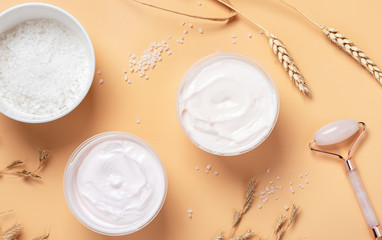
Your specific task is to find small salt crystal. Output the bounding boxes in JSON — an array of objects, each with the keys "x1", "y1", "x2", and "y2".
[
  {"x1": 284, "y1": 206, "x2": 289, "y2": 211},
  {"x1": 305, "y1": 179, "x2": 309, "y2": 184},
  {"x1": 167, "y1": 51, "x2": 172, "y2": 55},
  {"x1": 145, "y1": 76, "x2": 149, "y2": 80},
  {"x1": 231, "y1": 34, "x2": 237, "y2": 38},
  {"x1": 248, "y1": 32, "x2": 252, "y2": 38},
  {"x1": 275, "y1": 196, "x2": 279, "y2": 200},
  {"x1": 262, "y1": 198, "x2": 268, "y2": 203},
  {"x1": 195, "y1": 166, "x2": 199, "y2": 171},
  {"x1": 187, "y1": 209, "x2": 193, "y2": 213},
  {"x1": 266, "y1": 168, "x2": 270, "y2": 174},
  {"x1": 305, "y1": 171, "x2": 309, "y2": 176},
  {"x1": 189, "y1": 23, "x2": 193, "y2": 28},
  {"x1": 97, "y1": 70, "x2": 102, "y2": 75},
  {"x1": 205, "y1": 170, "x2": 209, "y2": 174},
  {"x1": 132, "y1": 54, "x2": 136, "y2": 59},
  {"x1": 206, "y1": 164, "x2": 212, "y2": 170},
  {"x1": 290, "y1": 186, "x2": 295, "y2": 194},
  {"x1": 300, "y1": 185, "x2": 305, "y2": 189},
  {"x1": 180, "y1": 36, "x2": 184, "y2": 40},
  {"x1": 124, "y1": 75, "x2": 128, "y2": 81},
  {"x1": 168, "y1": 35, "x2": 172, "y2": 40},
  {"x1": 213, "y1": 171, "x2": 219, "y2": 176},
  {"x1": 128, "y1": 52, "x2": 132, "y2": 57},
  {"x1": 299, "y1": 173, "x2": 303, "y2": 178},
  {"x1": 198, "y1": 28, "x2": 204, "y2": 34},
  {"x1": 269, "y1": 181, "x2": 273, "y2": 184},
  {"x1": 197, "y1": 1, "x2": 201, "y2": 5},
  {"x1": 182, "y1": 21, "x2": 185, "y2": 25},
  {"x1": 188, "y1": 213, "x2": 192, "y2": 219},
  {"x1": 259, "y1": 30, "x2": 264, "y2": 34},
  {"x1": 123, "y1": 69, "x2": 127, "y2": 73},
  {"x1": 257, "y1": 205, "x2": 262, "y2": 209},
  {"x1": 136, "y1": 118, "x2": 141, "y2": 124},
  {"x1": 127, "y1": 79, "x2": 131, "y2": 84},
  {"x1": 260, "y1": 191, "x2": 265, "y2": 195},
  {"x1": 276, "y1": 186, "x2": 282, "y2": 190},
  {"x1": 232, "y1": 39, "x2": 236, "y2": 44},
  {"x1": 184, "y1": 30, "x2": 188, "y2": 34},
  {"x1": 260, "y1": 196, "x2": 265, "y2": 199},
  {"x1": 99, "y1": 78, "x2": 104, "y2": 84},
  {"x1": 289, "y1": 181, "x2": 293, "y2": 185},
  {"x1": 265, "y1": 186, "x2": 270, "y2": 192},
  {"x1": 276, "y1": 176, "x2": 280, "y2": 180}
]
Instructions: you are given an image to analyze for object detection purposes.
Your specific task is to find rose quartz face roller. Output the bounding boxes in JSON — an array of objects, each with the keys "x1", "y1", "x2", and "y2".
[{"x1": 309, "y1": 119, "x2": 382, "y2": 239}]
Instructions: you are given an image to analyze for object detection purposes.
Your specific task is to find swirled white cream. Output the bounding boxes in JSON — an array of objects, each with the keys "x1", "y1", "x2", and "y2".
[
  {"x1": 178, "y1": 54, "x2": 278, "y2": 155},
  {"x1": 66, "y1": 133, "x2": 166, "y2": 235}
]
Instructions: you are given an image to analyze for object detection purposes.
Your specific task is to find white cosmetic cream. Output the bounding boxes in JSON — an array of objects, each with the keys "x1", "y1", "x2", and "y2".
[
  {"x1": 64, "y1": 132, "x2": 167, "y2": 236},
  {"x1": 177, "y1": 52, "x2": 279, "y2": 156}
]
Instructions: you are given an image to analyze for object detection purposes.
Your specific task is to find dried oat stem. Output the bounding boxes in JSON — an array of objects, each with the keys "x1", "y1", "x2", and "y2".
[
  {"x1": 280, "y1": 0, "x2": 382, "y2": 85},
  {"x1": 216, "y1": 0, "x2": 311, "y2": 96},
  {"x1": 129, "y1": 0, "x2": 236, "y2": 21},
  {"x1": 32, "y1": 231, "x2": 50, "y2": 240}
]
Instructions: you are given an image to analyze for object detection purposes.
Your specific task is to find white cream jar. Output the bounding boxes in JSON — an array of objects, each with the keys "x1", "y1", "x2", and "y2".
[
  {"x1": 64, "y1": 132, "x2": 167, "y2": 236},
  {"x1": 177, "y1": 52, "x2": 279, "y2": 156}
]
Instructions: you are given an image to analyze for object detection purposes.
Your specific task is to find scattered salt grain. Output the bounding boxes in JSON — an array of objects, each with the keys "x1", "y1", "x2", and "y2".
[
  {"x1": 231, "y1": 34, "x2": 237, "y2": 38},
  {"x1": 184, "y1": 30, "x2": 188, "y2": 34},
  {"x1": 197, "y1": 1, "x2": 202, "y2": 5},
  {"x1": 284, "y1": 205, "x2": 289, "y2": 211},
  {"x1": 260, "y1": 196, "x2": 265, "y2": 199},
  {"x1": 305, "y1": 179, "x2": 309, "y2": 184},
  {"x1": 257, "y1": 205, "x2": 262, "y2": 209},
  {"x1": 99, "y1": 79, "x2": 104, "y2": 84},
  {"x1": 232, "y1": 39, "x2": 236, "y2": 44},
  {"x1": 260, "y1": 191, "x2": 265, "y2": 195},
  {"x1": 136, "y1": 118, "x2": 141, "y2": 124},
  {"x1": 180, "y1": 36, "x2": 184, "y2": 40},
  {"x1": 269, "y1": 181, "x2": 273, "y2": 184},
  {"x1": 97, "y1": 70, "x2": 102, "y2": 75},
  {"x1": 198, "y1": 28, "x2": 204, "y2": 34},
  {"x1": 276, "y1": 176, "x2": 280, "y2": 180},
  {"x1": 305, "y1": 171, "x2": 309, "y2": 176},
  {"x1": 290, "y1": 186, "x2": 295, "y2": 194},
  {"x1": 289, "y1": 181, "x2": 293, "y2": 185},
  {"x1": 127, "y1": 79, "x2": 131, "y2": 84},
  {"x1": 248, "y1": 32, "x2": 252, "y2": 38},
  {"x1": 189, "y1": 23, "x2": 193, "y2": 28},
  {"x1": 182, "y1": 21, "x2": 185, "y2": 25},
  {"x1": 275, "y1": 196, "x2": 279, "y2": 200},
  {"x1": 187, "y1": 209, "x2": 193, "y2": 213},
  {"x1": 267, "y1": 168, "x2": 270, "y2": 174},
  {"x1": 168, "y1": 35, "x2": 172, "y2": 40},
  {"x1": 262, "y1": 198, "x2": 268, "y2": 204},
  {"x1": 123, "y1": 69, "x2": 127, "y2": 73},
  {"x1": 206, "y1": 164, "x2": 212, "y2": 170},
  {"x1": 276, "y1": 186, "x2": 282, "y2": 190},
  {"x1": 124, "y1": 75, "x2": 128, "y2": 81},
  {"x1": 213, "y1": 171, "x2": 219, "y2": 176},
  {"x1": 205, "y1": 170, "x2": 209, "y2": 174},
  {"x1": 259, "y1": 30, "x2": 264, "y2": 34},
  {"x1": 195, "y1": 166, "x2": 199, "y2": 171},
  {"x1": 299, "y1": 173, "x2": 303, "y2": 178},
  {"x1": 188, "y1": 213, "x2": 192, "y2": 219}
]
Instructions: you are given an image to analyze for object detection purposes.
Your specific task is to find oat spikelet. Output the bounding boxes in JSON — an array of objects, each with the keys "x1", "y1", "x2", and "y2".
[
  {"x1": 266, "y1": 32, "x2": 311, "y2": 96},
  {"x1": 320, "y1": 26, "x2": 382, "y2": 84},
  {"x1": 32, "y1": 232, "x2": 49, "y2": 240},
  {"x1": 274, "y1": 215, "x2": 287, "y2": 234},
  {"x1": 17, "y1": 170, "x2": 41, "y2": 179},
  {"x1": 230, "y1": 229, "x2": 254, "y2": 240},
  {"x1": 232, "y1": 209, "x2": 242, "y2": 227},
  {"x1": 274, "y1": 204, "x2": 300, "y2": 240},
  {"x1": 287, "y1": 204, "x2": 299, "y2": 226},
  {"x1": 36, "y1": 149, "x2": 49, "y2": 172},
  {"x1": 243, "y1": 178, "x2": 256, "y2": 213},
  {"x1": 5, "y1": 161, "x2": 23, "y2": 170},
  {"x1": 214, "y1": 232, "x2": 225, "y2": 240},
  {"x1": 1, "y1": 223, "x2": 22, "y2": 240}
]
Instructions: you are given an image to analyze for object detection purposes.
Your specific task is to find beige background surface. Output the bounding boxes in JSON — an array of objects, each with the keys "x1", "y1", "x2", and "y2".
[{"x1": 0, "y1": 0, "x2": 382, "y2": 239}]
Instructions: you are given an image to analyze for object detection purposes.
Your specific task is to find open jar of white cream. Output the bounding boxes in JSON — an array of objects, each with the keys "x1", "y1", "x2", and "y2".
[
  {"x1": 64, "y1": 132, "x2": 167, "y2": 236},
  {"x1": 177, "y1": 52, "x2": 279, "y2": 156}
]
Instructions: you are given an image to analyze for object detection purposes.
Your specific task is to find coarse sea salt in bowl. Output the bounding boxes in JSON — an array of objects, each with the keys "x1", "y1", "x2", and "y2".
[{"x1": 0, "y1": 3, "x2": 95, "y2": 123}]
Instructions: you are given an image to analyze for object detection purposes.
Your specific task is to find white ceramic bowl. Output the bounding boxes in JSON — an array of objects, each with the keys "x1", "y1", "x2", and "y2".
[
  {"x1": 177, "y1": 52, "x2": 279, "y2": 156},
  {"x1": 0, "y1": 3, "x2": 95, "y2": 123},
  {"x1": 64, "y1": 132, "x2": 168, "y2": 236}
]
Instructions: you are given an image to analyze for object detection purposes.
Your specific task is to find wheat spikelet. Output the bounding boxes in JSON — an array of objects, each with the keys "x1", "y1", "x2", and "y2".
[
  {"x1": 230, "y1": 229, "x2": 254, "y2": 240},
  {"x1": 232, "y1": 209, "x2": 241, "y2": 227},
  {"x1": 1, "y1": 223, "x2": 22, "y2": 240},
  {"x1": 32, "y1": 232, "x2": 49, "y2": 240},
  {"x1": 320, "y1": 26, "x2": 382, "y2": 84},
  {"x1": 266, "y1": 32, "x2": 311, "y2": 96},
  {"x1": 213, "y1": 232, "x2": 225, "y2": 240}
]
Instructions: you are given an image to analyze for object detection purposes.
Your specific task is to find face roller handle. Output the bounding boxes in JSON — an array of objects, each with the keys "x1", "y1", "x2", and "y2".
[
  {"x1": 345, "y1": 162, "x2": 382, "y2": 239},
  {"x1": 311, "y1": 119, "x2": 382, "y2": 239}
]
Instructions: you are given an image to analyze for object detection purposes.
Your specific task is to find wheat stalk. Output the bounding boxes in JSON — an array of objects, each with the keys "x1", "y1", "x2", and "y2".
[
  {"x1": 1, "y1": 223, "x2": 22, "y2": 240},
  {"x1": 274, "y1": 204, "x2": 300, "y2": 240},
  {"x1": 32, "y1": 232, "x2": 49, "y2": 240},
  {"x1": 216, "y1": 0, "x2": 311, "y2": 97},
  {"x1": 280, "y1": 0, "x2": 382, "y2": 85},
  {"x1": 230, "y1": 230, "x2": 254, "y2": 240},
  {"x1": 214, "y1": 232, "x2": 225, "y2": 240}
]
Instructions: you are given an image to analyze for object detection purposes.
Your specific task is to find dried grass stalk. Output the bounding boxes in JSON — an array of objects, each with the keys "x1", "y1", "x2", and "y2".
[
  {"x1": 230, "y1": 230, "x2": 254, "y2": 240},
  {"x1": 36, "y1": 149, "x2": 49, "y2": 172},
  {"x1": 274, "y1": 204, "x2": 300, "y2": 240},
  {"x1": 281, "y1": 0, "x2": 382, "y2": 85},
  {"x1": 213, "y1": 232, "x2": 225, "y2": 240},
  {"x1": 232, "y1": 179, "x2": 256, "y2": 228},
  {"x1": 32, "y1": 232, "x2": 49, "y2": 240},
  {"x1": 320, "y1": 26, "x2": 382, "y2": 83},
  {"x1": 5, "y1": 161, "x2": 23, "y2": 170},
  {"x1": 232, "y1": 209, "x2": 241, "y2": 227},
  {"x1": 1, "y1": 223, "x2": 22, "y2": 240},
  {"x1": 216, "y1": 0, "x2": 311, "y2": 97},
  {"x1": 129, "y1": 0, "x2": 236, "y2": 21},
  {"x1": 16, "y1": 170, "x2": 41, "y2": 179}
]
